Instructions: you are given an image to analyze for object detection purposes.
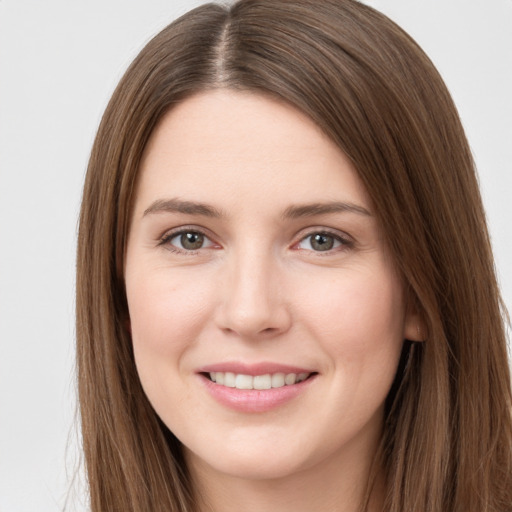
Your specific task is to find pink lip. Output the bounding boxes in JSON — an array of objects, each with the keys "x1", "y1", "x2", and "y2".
[
  {"x1": 196, "y1": 362, "x2": 317, "y2": 413},
  {"x1": 197, "y1": 361, "x2": 314, "y2": 376}
]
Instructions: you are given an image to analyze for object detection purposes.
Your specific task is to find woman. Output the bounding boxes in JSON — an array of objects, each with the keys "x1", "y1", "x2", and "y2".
[{"x1": 76, "y1": 1, "x2": 512, "y2": 511}]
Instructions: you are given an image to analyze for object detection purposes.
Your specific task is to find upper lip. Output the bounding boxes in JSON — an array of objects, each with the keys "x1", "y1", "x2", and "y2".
[{"x1": 197, "y1": 362, "x2": 316, "y2": 376}]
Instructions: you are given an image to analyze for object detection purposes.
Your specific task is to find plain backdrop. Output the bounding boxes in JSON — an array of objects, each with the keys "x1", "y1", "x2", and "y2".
[{"x1": 0, "y1": 1, "x2": 511, "y2": 511}]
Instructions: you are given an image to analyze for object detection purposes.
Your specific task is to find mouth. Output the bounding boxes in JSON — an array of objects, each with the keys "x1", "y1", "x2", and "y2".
[
  {"x1": 203, "y1": 371, "x2": 316, "y2": 390},
  {"x1": 197, "y1": 361, "x2": 319, "y2": 413},
  {"x1": 197, "y1": 363, "x2": 318, "y2": 412}
]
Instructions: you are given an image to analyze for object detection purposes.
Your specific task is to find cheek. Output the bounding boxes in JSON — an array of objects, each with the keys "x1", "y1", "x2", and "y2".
[
  {"x1": 298, "y1": 271, "x2": 406, "y2": 441},
  {"x1": 125, "y1": 266, "x2": 213, "y2": 373},
  {"x1": 124, "y1": 265, "x2": 218, "y2": 427},
  {"x1": 296, "y1": 267, "x2": 405, "y2": 372}
]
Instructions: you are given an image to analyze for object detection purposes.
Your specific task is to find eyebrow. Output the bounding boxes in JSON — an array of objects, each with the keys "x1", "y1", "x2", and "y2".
[
  {"x1": 282, "y1": 201, "x2": 372, "y2": 219},
  {"x1": 143, "y1": 198, "x2": 225, "y2": 218},
  {"x1": 143, "y1": 198, "x2": 371, "y2": 219}
]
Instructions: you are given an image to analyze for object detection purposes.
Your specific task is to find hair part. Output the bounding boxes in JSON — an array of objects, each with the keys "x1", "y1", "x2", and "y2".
[{"x1": 76, "y1": 1, "x2": 512, "y2": 511}]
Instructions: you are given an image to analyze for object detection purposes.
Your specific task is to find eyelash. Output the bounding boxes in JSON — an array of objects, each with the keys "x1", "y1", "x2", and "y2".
[
  {"x1": 158, "y1": 227, "x2": 216, "y2": 255},
  {"x1": 158, "y1": 227, "x2": 353, "y2": 255},
  {"x1": 294, "y1": 229, "x2": 353, "y2": 254}
]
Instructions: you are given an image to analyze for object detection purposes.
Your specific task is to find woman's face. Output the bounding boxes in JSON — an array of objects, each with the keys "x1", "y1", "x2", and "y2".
[{"x1": 125, "y1": 91, "x2": 418, "y2": 484}]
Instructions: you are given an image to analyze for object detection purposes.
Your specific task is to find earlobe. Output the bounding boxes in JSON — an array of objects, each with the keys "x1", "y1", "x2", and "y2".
[
  {"x1": 403, "y1": 296, "x2": 427, "y2": 342},
  {"x1": 415, "y1": 323, "x2": 426, "y2": 342},
  {"x1": 404, "y1": 315, "x2": 426, "y2": 342}
]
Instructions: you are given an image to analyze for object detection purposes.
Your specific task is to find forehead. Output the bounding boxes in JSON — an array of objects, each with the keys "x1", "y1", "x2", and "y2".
[{"x1": 134, "y1": 90, "x2": 370, "y2": 216}]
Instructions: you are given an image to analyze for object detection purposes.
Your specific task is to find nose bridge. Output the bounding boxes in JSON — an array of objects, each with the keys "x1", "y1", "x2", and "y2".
[{"x1": 216, "y1": 241, "x2": 289, "y2": 337}]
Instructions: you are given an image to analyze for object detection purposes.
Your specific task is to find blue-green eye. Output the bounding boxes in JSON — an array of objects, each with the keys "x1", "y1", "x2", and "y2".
[{"x1": 297, "y1": 232, "x2": 345, "y2": 252}]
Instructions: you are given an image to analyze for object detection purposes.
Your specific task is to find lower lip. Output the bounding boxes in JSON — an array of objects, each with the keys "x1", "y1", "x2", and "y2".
[{"x1": 199, "y1": 374, "x2": 316, "y2": 413}]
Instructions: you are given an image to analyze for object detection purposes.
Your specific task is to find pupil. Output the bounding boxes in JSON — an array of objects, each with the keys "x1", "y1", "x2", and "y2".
[
  {"x1": 311, "y1": 234, "x2": 334, "y2": 251},
  {"x1": 181, "y1": 232, "x2": 204, "y2": 250}
]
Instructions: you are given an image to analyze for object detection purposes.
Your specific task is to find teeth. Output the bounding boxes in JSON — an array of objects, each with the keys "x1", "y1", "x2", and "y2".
[
  {"x1": 235, "y1": 374, "x2": 253, "y2": 389},
  {"x1": 224, "y1": 372, "x2": 236, "y2": 387},
  {"x1": 253, "y1": 374, "x2": 272, "y2": 390},
  {"x1": 271, "y1": 373, "x2": 285, "y2": 387},
  {"x1": 208, "y1": 371, "x2": 311, "y2": 389},
  {"x1": 297, "y1": 372, "x2": 309, "y2": 382},
  {"x1": 284, "y1": 373, "x2": 296, "y2": 385}
]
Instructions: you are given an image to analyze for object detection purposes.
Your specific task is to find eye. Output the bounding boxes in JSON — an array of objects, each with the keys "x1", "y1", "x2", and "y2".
[
  {"x1": 296, "y1": 232, "x2": 348, "y2": 252},
  {"x1": 161, "y1": 229, "x2": 216, "y2": 253}
]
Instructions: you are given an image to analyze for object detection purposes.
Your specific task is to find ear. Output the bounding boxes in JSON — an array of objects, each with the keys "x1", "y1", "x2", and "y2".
[{"x1": 403, "y1": 294, "x2": 426, "y2": 342}]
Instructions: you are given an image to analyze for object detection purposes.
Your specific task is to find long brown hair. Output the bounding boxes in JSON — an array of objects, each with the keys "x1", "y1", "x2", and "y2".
[{"x1": 76, "y1": 1, "x2": 512, "y2": 510}]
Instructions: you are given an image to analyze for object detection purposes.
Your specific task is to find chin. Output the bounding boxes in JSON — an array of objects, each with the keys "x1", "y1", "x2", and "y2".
[{"x1": 185, "y1": 443, "x2": 314, "y2": 482}]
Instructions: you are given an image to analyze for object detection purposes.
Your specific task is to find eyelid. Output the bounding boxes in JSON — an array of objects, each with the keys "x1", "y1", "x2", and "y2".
[
  {"x1": 156, "y1": 224, "x2": 353, "y2": 254},
  {"x1": 158, "y1": 225, "x2": 220, "y2": 253},
  {"x1": 292, "y1": 227, "x2": 354, "y2": 252}
]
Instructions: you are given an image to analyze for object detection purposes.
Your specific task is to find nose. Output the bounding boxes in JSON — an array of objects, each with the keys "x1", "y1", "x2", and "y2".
[{"x1": 214, "y1": 246, "x2": 292, "y2": 339}]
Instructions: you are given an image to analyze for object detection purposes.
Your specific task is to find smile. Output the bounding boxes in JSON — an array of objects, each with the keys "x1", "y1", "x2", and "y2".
[
  {"x1": 208, "y1": 372, "x2": 311, "y2": 390},
  {"x1": 199, "y1": 366, "x2": 317, "y2": 413}
]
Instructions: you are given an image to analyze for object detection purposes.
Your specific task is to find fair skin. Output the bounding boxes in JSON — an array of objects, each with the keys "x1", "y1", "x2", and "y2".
[{"x1": 125, "y1": 90, "x2": 421, "y2": 512}]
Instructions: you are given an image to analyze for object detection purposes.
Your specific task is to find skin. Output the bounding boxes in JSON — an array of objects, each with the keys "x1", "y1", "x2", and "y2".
[{"x1": 125, "y1": 90, "x2": 421, "y2": 512}]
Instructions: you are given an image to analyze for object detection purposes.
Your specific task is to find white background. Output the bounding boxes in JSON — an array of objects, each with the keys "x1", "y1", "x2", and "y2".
[{"x1": 0, "y1": 1, "x2": 510, "y2": 511}]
